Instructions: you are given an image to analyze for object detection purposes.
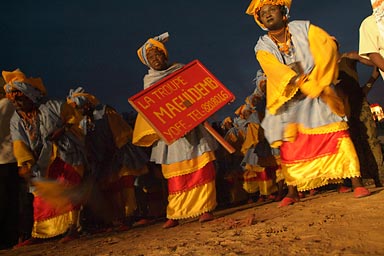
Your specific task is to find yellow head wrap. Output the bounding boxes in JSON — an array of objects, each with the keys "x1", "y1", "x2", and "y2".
[
  {"x1": 2, "y1": 69, "x2": 46, "y2": 95},
  {"x1": 137, "y1": 32, "x2": 169, "y2": 67},
  {"x1": 67, "y1": 87, "x2": 100, "y2": 108},
  {"x1": 245, "y1": 0, "x2": 291, "y2": 30},
  {"x1": 221, "y1": 116, "x2": 233, "y2": 129},
  {"x1": 2, "y1": 69, "x2": 47, "y2": 103}
]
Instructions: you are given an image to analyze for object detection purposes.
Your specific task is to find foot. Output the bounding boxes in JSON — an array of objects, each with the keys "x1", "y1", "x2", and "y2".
[
  {"x1": 273, "y1": 195, "x2": 283, "y2": 202},
  {"x1": 278, "y1": 197, "x2": 298, "y2": 208},
  {"x1": 135, "y1": 218, "x2": 155, "y2": 227},
  {"x1": 338, "y1": 185, "x2": 352, "y2": 193},
  {"x1": 257, "y1": 197, "x2": 265, "y2": 203},
  {"x1": 353, "y1": 187, "x2": 371, "y2": 198},
  {"x1": 162, "y1": 219, "x2": 179, "y2": 229},
  {"x1": 298, "y1": 192, "x2": 306, "y2": 199},
  {"x1": 59, "y1": 231, "x2": 80, "y2": 244},
  {"x1": 309, "y1": 189, "x2": 318, "y2": 196},
  {"x1": 199, "y1": 212, "x2": 214, "y2": 223},
  {"x1": 14, "y1": 238, "x2": 42, "y2": 248}
]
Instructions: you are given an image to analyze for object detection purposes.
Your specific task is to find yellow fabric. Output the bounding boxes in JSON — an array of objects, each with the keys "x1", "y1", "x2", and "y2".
[
  {"x1": 257, "y1": 25, "x2": 341, "y2": 115},
  {"x1": 137, "y1": 38, "x2": 168, "y2": 66},
  {"x1": 242, "y1": 165, "x2": 278, "y2": 195},
  {"x1": 61, "y1": 102, "x2": 84, "y2": 141},
  {"x1": 2, "y1": 69, "x2": 47, "y2": 95},
  {"x1": 282, "y1": 136, "x2": 360, "y2": 190},
  {"x1": 132, "y1": 113, "x2": 160, "y2": 147},
  {"x1": 106, "y1": 107, "x2": 132, "y2": 149},
  {"x1": 166, "y1": 181, "x2": 217, "y2": 220},
  {"x1": 241, "y1": 123, "x2": 260, "y2": 155},
  {"x1": 245, "y1": 0, "x2": 291, "y2": 30},
  {"x1": 13, "y1": 140, "x2": 35, "y2": 166},
  {"x1": 161, "y1": 151, "x2": 216, "y2": 179},
  {"x1": 32, "y1": 210, "x2": 80, "y2": 238},
  {"x1": 257, "y1": 50, "x2": 299, "y2": 114}
]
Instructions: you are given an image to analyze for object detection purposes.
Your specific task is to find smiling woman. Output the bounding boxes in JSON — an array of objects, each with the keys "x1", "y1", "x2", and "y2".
[{"x1": 247, "y1": 0, "x2": 372, "y2": 207}]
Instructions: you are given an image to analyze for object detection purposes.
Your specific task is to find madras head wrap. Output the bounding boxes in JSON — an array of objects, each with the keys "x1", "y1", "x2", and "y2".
[
  {"x1": 67, "y1": 86, "x2": 100, "y2": 108},
  {"x1": 137, "y1": 32, "x2": 169, "y2": 67},
  {"x1": 245, "y1": 0, "x2": 291, "y2": 30},
  {"x1": 2, "y1": 69, "x2": 46, "y2": 103},
  {"x1": 221, "y1": 116, "x2": 233, "y2": 129}
]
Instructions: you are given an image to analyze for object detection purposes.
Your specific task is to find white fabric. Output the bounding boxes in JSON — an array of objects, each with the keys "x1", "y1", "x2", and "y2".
[{"x1": 359, "y1": 14, "x2": 384, "y2": 79}]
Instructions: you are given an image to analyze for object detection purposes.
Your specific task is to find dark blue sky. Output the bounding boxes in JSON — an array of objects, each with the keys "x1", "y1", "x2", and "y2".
[{"x1": 1, "y1": 0, "x2": 380, "y2": 121}]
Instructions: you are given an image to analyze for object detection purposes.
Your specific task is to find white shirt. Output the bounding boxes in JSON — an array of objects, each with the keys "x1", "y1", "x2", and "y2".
[{"x1": 359, "y1": 14, "x2": 384, "y2": 79}]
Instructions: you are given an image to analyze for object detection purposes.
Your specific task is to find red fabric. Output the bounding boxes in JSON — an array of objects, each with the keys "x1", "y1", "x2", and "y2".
[
  {"x1": 167, "y1": 161, "x2": 216, "y2": 194},
  {"x1": 280, "y1": 130, "x2": 349, "y2": 164},
  {"x1": 244, "y1": 166, "x2": 278, "y2": 182},
  {"x1": 33, "y1": 158, "x2": 82, "y2": 221}
]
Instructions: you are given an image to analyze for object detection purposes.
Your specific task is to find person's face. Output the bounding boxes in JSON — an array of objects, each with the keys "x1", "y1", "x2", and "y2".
[
  {"x1": 12, "y1": 94, "x2": 35, "y2": 112},
  {"x1": 259, "y1": 4, "x2": 285, "y2": 30},
  {"x1": 76, "y1": 102, "x2": 93, "y2": 116},
  {"x1": 146, "y1": 47, "x2": 168, "y2": 70}
]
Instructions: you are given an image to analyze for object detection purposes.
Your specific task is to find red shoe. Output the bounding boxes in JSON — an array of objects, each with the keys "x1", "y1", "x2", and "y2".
[
  {"x1": 309, "y1": 189, "x2": 318, "y2": 196},
  {"x1": 115, "y1": 224, "x2": 131, "y2": 232},
  {"x1": 257, "y1": 197, "x2": 265, "y2": 203},
  {"x1": 338, "y1": 185, "x2": 352, "y2": 193},
  {"x1": 13, "y1": 238, "x2": 42, "y2": 248},
  {"x1": 135, "y1": 218, "x2": 155, "y2": 227},
  {"x1": 278, "y1": 197, "x2": 298, "y2": 207},
  {"x1": 162, "y1": 219, "x2": 179, "y2": 229},
  {"x1": 199, "y1": 212, "x2": 214, "y2": 223},
  {"x1": 353, "y1": 187, "x2": 371, "y2": 198},
  {"x1": 59, "y1": 232, "x2": 79, "y2": 244}
]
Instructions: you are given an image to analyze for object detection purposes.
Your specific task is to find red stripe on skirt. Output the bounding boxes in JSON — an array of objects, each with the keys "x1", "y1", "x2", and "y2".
[
  {"x1": 34, "y1": 158, "x2": 82, "y2": 221},
  {"x1": 243, "y1": 166, "x2": 278, "y2": 182},
  {"x1": 167, "y1": 161, "x2": 216, "y2": 194},
  {"x1": 280, "y1": 130, "x2": 349, "y2": 164}
]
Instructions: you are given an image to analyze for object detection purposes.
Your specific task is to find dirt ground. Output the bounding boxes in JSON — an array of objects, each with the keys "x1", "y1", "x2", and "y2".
[{"x1": 1, "y1": 182, "x2": 384, "y2": 256}]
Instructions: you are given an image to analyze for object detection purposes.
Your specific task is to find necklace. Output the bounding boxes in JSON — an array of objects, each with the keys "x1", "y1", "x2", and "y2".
[{"x1": 268, "y1": 26, "x2": 291, "y2": 55}]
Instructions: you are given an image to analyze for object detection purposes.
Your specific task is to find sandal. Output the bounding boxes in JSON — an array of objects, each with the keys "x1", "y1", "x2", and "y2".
[
  {"x1": 162, "y1": 219, "x2": 179, "y2": 229},
  {"x1": 14, "y1": 238, "x2": 42, "y2": 248},
  {"x1": 199, "y1": 212, "x2": 214, "y2": 223},
  {"x1": 278, "y1": 197, "x2": 298, "y2": 207},
  {"x1": 353, "y1": 187, "x2": 371, "y2": 198}
]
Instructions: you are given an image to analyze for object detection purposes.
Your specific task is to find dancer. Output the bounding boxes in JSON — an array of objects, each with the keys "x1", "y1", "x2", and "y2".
[{"x1": 245, "y1": 0, "x2": 370, "y2": 207}]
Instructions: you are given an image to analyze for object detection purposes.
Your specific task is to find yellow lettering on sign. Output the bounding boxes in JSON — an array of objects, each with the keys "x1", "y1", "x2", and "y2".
[{"x1": 137, "y1": 96, "x2": 155, "y2": 110}]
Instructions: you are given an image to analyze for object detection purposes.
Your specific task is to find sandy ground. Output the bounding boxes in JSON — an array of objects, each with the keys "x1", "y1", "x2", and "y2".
[{"x1": 1, "y1": 183, "x2": 384, "y2": 256}]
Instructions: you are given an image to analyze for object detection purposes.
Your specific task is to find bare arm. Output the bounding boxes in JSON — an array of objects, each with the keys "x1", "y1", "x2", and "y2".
[
  {"x1": 362, "y1": 66, "x2": 380, "y2": 96},
  {"x1": 368, "y1": 52, "x2": 384, "y2": 72},
  {"x1": 342, "y1": 51, "x2": 375, "y2": 66}
]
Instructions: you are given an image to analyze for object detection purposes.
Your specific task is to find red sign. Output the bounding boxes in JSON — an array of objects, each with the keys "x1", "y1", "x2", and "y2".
[{"x1": 128, "y1": 60, "x2": 235, "y2": 144}]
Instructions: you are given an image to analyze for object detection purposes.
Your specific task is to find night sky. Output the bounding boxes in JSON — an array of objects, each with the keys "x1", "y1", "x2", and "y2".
[{"x1": 1, "y1": 0, "x2": 381, "y2": 122}]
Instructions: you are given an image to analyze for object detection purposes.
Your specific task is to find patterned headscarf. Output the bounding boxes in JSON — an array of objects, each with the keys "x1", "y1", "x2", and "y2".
[
  {"x1": 221, "y1": 116, "x2": 233, "y2": 129},
  {"x1": 2, "y1": 69, "x2": 46, "y2": 103},
  {"x1": 67, "y1": 87, "x2": 100, "y2": 108},
  {"x1": 137, "y1": 32, "x2": 169, "y2": 68},
  {"x1": 245, "y1": 0, "x2": 291, "y2": 30}
]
